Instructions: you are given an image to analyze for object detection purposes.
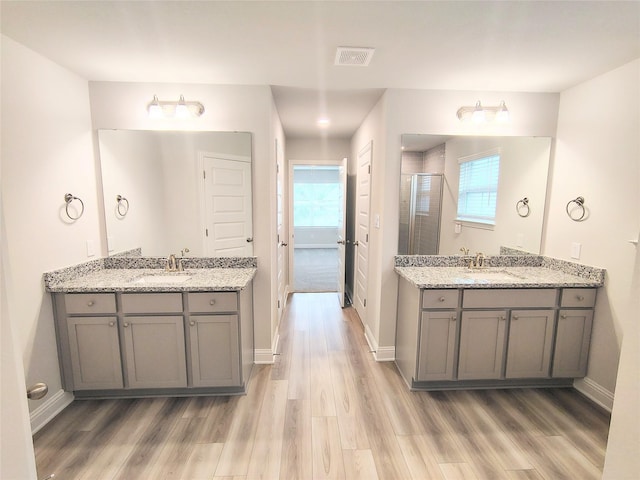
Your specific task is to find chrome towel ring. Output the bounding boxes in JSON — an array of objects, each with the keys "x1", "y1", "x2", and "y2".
[
  {"x1": 116, "y1": 195, "x2": 130, "y2": 217},
  {"x1": 64, "y1": 193, "x2": 84, "y2": 220},
  {"x1": 566, "y1": 196, "x2": 586, "y2": 221},
  {"x1": 516, "y1": 198, "x2": 530, "y2": 217}
]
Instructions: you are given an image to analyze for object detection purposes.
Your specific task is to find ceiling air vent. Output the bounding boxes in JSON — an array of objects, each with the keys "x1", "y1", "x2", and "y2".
[{"x1": 335, "y1": 47, "x2": 375, "y2": 66}]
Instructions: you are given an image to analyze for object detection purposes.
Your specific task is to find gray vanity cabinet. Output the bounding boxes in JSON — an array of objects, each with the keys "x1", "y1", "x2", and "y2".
[
  {"x1": 552, "y1": 288, "x2": 596, "y2": 378},
  {"x1": 121, "y1": 294, "x2": 187, "y2": 389},
  {"x1": 505, "y1": 309, "x2": 555, "y2": 378},
  {"x1": 58, "y1": 293, "x2": 123, "y2": 390},
  {"x1": 396, "y1": 279, "x2": 596, "y2": 390},
  {"x1": 53, "y1": 283, "x2": 254, "y2": 396},
  {"x1": 458, "y1": 310, "x2": 507, "y2": 380},
  {"x1": 415, "y1": 289, "x2": 459, "y2": 381},
  {"x1": 66, "y1": 316, "x2": 123, "y2": 390},
  {"x1": 187, "y1": 292, "x2": 241, "y2": 387}
]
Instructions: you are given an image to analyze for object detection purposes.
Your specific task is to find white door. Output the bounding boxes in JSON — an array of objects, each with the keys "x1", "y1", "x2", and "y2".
[
  {"x1": 354, "y1": 142, "x2": 372, "y2": 325},
  {"x1": 276, "y1": 139, "x2": 287, "y2": 322},
  {"x1": 337, "y1": 157, "x2": 347, "y2": 307},
  {"x1": 202, "y1": 155, "x2": 252, "y2": 256}
]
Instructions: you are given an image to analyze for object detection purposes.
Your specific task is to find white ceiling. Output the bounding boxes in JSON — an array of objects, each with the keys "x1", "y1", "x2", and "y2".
[{"x1": 2, "y1": 1, "x2": 639, "y2": 137}]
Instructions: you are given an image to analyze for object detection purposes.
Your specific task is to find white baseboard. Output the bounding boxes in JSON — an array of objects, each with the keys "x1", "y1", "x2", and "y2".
[
  {"x1": 254, "y1": 333, "x2": 280, "y2": 364},
  {"x1": 574, "y1": 377, "x2": 615, "y2": 412},
  {"x1": 375, "y1": 346, "x2": 396, "y2": 362},
  {"x1": 30, "y1": 388, "x2": 74, "y2": 434},
  {"x1": 363, "y1": 325, "x2": 395, "y2": 362}
]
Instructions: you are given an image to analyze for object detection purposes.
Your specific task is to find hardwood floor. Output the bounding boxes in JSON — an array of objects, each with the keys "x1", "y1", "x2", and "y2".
[{"x1": 34, "y1": 293, "x2": 610, "y2": 480}]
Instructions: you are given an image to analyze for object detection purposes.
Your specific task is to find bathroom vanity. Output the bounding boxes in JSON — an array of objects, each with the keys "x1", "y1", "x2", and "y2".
[
  {"x1": 394, "y1": 256, "x2": 604, "y2": 390},
  {"x1": 45, "y1": 257, "x2": 256, "y2": 398}
]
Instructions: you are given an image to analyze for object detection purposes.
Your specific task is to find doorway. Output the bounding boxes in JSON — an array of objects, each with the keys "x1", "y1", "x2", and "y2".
[{"x1": 289, "y1": 163, "x2": 345, "y2": 293}]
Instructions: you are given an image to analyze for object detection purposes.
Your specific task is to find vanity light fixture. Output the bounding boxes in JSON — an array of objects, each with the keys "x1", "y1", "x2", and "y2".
[
  {"x1": 147, "y1": 94, "x2": 205, "y2": 118},
  {"x1": 457, "y1": 100, "x2": 510, "y2": 123}
]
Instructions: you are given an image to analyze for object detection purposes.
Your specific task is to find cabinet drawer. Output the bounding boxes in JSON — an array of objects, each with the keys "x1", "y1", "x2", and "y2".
[
  {"x1": 463, "y1": 289, "x2": 557, "y2": 308},
  {"x1": 121, "y1": 293, "x2": 183, "y2": 314},
  {"x1": 189, "y1": 292, "x2": 238, "y2": 313},
  {"x1": 65, "y1": 293, "x2": 116, "y2": 314},
  {"x1": 422, "y1": 289, "x2": 459, "y2": 309},
  {"x1": 560, "y1": 288, "x2": 596, "y2": 308}
]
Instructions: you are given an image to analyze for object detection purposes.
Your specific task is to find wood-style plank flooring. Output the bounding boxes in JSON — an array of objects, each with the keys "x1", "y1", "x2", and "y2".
[{"x1": 34, "y1": 293, "x2": 610, "y2": 479}]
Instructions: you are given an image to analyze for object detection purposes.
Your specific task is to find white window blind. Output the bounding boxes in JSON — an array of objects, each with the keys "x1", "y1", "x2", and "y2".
[{"x1": 456, "y1": 150, "x2": 501, "y2": 225}]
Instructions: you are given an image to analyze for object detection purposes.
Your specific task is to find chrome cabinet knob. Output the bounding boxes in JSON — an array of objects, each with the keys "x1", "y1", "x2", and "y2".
[
  {"x1": 87, "y1": 300, "x2": 95, "y2": 307},
  {"x1": 439, "y1": 296, "x2": 446, "y2": 302},
  {"x1": 190, "y1": 320, "x2": 196, "y2": 326},
  {"x1": 209, "y1": 299, "x2": 216, "y2": 306},
  {"x1": 108, "y1": 321, "x2": 115, "y2": 327},
  {"x1": 576, "y1": 295, "x2": 585, "y2": 301},
  {"x1": 123, "y1": 322, "x2": 130, "y2": 328}
]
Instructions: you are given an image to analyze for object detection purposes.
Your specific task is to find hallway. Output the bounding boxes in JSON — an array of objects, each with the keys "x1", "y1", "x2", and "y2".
[{"x1": 34, "y1": 293, "x2": 609, "y2": 479}]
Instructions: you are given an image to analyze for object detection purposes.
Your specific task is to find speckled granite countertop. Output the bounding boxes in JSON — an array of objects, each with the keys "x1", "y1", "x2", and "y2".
[
  {"x1": 395, "y1": 266, "x2": 603, "y2": 289},
  {"x1": 45, "y1": 267, "x2": 256, "y2": 293}
]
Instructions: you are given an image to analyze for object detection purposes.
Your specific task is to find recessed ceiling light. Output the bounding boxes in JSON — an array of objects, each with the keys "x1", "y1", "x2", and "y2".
[{"x1": 317, "y1": 117, "x2": 330, "y2": 127}]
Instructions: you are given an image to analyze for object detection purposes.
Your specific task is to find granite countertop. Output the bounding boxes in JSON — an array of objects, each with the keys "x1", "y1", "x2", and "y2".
[
  {"x1": 45, "y1": 267, "x2": 257, "y2": 293},
  {"x1": 395, "y1": 266, "x2": 603, "y2": 289}
]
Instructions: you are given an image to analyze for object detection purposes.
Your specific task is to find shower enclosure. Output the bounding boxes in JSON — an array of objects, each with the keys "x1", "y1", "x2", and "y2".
[{"x1": 398, "y1": 173, "x2": 444, "y2": 255}]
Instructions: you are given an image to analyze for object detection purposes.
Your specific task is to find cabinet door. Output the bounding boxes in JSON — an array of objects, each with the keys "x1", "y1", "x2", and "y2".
[
  {"x1": 188, "y1": 315, "x2": 240, "y2": 387},
  {"x1": 552, "y1": 309, "x2": 594, "y2": 378},
  {"x1": 122, "y1": 316, "x2": 187, "y2": 389},
  {"x1": 458, "y1": 310, "x2": 507, "y2": 380},
  {"x1": 416, "y1": 311, "x2": 457, "y2": 381},
  {"x1": 505, "y1": 309, "x2": 555, "y2": 378},
  {"x1": 67, "y1": 317, "x2": 123, "y2": 390}
]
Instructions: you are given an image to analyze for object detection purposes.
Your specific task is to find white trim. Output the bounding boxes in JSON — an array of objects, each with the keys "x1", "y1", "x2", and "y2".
[
  {"x1": 363, "y1": 324, "x2": 395, "y2": 361},
  {"x1": 254, "y1": 333, "x2": 280, "y2": 364},
  {"x1": 364, "y1": 323, "x2": 378, "y2": 353},
  {"x1": 30, "y1": 389, "x2": 74, "y2": 434},
  {"x1": 374, "y1": 346, "x2": 396, "y2": 362},
  {"x1": 573, "y1": 377, "x2": 615, "y2": 412}
]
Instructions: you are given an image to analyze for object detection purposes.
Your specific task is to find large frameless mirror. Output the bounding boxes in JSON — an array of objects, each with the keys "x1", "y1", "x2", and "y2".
[
  {"x1": 399, "y1": 134, "x2": 552, "y2": 256},
  {"x1": 98, "y1": 130, "x2": 253, "y2": 257}
]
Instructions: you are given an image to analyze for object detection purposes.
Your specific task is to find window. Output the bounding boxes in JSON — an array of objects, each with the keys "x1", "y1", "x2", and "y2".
[
  {"x1": 456, "y1": 150, "x2": 501, "y2": 225},
  {"x1": 293, "y1": 166, "x2": 342, "y2": 227}
]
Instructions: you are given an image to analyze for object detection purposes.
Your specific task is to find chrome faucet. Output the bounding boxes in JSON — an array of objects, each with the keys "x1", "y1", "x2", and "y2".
[
  {"x1": 459, "y1": 247, "x2": 470, "y2": 255},
  {"x1": 166, "y1": 254, "x2": 178, "y2": 272}
]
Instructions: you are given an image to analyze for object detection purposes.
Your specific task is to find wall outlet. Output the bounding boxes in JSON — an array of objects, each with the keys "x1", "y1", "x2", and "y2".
[
  {"x1": 86, "y1": 240, "x2": 95, "y2": 257},
  {"x1": 374, "y1": 214, "x2": 380, "y2": 229},
  {"x1": 516, "y1": 233, "x2": 524, "y2": 247},
  {"x1": 571, "y1": 242, "x2": 582, "y2": 259},
  {"x1": 454, "y1": 223, "x2": 462, "y2": 234},
  {"x1": 107, "y1": 236, "x2": 115, "y2": 252}
]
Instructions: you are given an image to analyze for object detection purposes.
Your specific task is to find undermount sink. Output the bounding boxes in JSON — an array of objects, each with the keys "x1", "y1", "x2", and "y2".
[
  {"x1": 133, "y1": 274, "x2": 192, "y2": 284},
  {"x1": 462, "y1": 269, "x2": 523, "y2": 281}
]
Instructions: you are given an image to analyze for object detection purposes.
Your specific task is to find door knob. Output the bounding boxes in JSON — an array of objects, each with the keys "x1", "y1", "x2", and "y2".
[
  {"x1": 280, "y1": 242, "x2": 288, "y2": 247},
  {"x1": 246, "y1": 237, "x2": 253, "y2": 243},
  {"x1": 27, "y1": 382, "x2": 48, "y2": 400},
  {"x1": 353, "y1": 241, "x2": 360, "y2": 246},
  {"x1": 337, "y1": 240, "x2": 346, "y2": 245}
]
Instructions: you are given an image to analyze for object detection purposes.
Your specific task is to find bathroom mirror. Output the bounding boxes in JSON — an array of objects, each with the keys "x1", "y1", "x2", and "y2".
[
  {"x1": 399, "y1": 134, "x2": 551, "y2": 256},
  {"x1": 98, "y1": 130, "x2": 253, "y2": 257}
]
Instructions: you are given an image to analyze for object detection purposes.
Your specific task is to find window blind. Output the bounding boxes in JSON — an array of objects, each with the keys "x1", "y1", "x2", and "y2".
[{"x1": 456, "y1": 151, "x2": 500, "y2": 225}]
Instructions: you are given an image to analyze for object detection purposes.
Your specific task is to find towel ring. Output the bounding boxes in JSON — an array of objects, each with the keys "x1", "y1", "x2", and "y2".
[
  {"x1": 516, "y1": 198, "x2": 530, "y2": 217},
  {"x1": 566, "y1": 196, "x2": 586, "y2": 221},
  {"x1": 64, "y1": 193, "x2": 84, "y2": 220},
  {"x1": 116, "y1": 195, "x2": 129, "y2": 217}
]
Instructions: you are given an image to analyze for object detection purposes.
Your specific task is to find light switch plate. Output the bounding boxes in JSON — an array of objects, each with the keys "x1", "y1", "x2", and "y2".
[{"x1": 571, "y1": 242, "x2": 582, "y2": 259}]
